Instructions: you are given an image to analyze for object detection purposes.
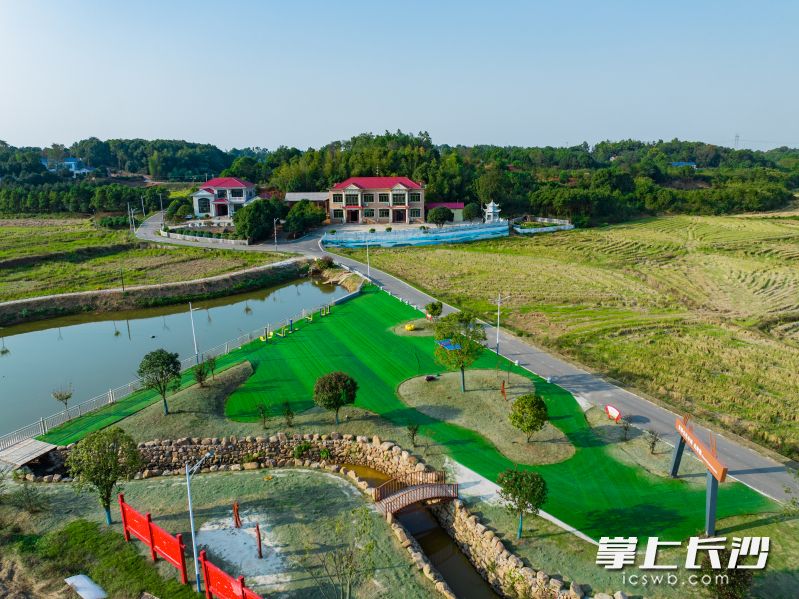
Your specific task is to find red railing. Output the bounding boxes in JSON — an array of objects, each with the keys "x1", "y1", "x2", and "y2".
[
  {"x1": 118, "y1": 493, "x2": 188, "y2": 584},
  {"x1": 374, "y1": 470, "x2": 446, "y2": 501},
  {"x1": 200, "y1": 550, "x2": 264, "y2": 599}
]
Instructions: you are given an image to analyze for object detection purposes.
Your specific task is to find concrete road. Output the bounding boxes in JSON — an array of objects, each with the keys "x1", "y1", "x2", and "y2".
[{"x1": 139, "y1": 213, "x2": 799, "y2": 503}]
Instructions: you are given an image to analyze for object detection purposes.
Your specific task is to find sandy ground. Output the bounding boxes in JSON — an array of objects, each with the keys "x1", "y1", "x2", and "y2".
[{"x1": 196, "y1": 510, "x2": 290, "y2": 591}]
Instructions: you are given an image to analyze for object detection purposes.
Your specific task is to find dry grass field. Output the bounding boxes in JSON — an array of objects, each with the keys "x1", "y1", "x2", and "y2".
[
  {"x1": 0, "y1": 217, "x2": 287, "y2": 301},
  {"x1": 339, "y1": 214, "x2": 799, "y2": 459}
]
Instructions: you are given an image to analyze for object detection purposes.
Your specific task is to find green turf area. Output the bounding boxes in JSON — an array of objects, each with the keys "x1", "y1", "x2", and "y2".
[
  {"x1": 0, "y1": 216, "x2": 289, "y2": 301},
  {"x1": 220, "y1": 285, "x2": 774, "y2": 541},
  {"x1": 335, "y1": 213, "x2": 799, "y2": 460}
]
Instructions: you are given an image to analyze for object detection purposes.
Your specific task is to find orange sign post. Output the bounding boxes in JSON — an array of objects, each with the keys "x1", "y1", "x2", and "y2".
[{"x1": 670, "y1": 416, "x2": 728, "y2": 535}]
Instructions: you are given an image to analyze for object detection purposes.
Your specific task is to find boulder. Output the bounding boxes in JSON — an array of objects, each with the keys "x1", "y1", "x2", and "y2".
[{"x1": 242, "y1": 462, "x2": 259, "y2": 470}]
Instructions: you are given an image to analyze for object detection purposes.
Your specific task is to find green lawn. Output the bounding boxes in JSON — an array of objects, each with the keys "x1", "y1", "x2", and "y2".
[
  {"x1": 41, "y1": 284, "x2": 776, "y2": 541},
  {"x1": 221, "y1": 285, "x2": 775, "y2": 541}
]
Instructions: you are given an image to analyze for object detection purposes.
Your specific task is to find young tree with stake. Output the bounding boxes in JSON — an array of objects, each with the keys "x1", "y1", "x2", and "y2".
[
  {"x1": 137, "y1": 349, "x2": 181, "y2": 415},
  {"x1": 433, "y1": 311, "x2": 486, "y2": 392},
  {"x1": 66, "y1": 427, "x2": 142, "y2": 525},
  {"x1": 497, "y1": 468, "x2": 548, "y2": 539}
]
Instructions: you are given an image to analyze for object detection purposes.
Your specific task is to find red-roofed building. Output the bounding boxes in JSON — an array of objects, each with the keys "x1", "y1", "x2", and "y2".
[
  {"x1": 327, "y1": 176, "x2": 425, "y2": 224},
  {"x1": 192, "y1": 177, "x2": 257, "y2": 217}
]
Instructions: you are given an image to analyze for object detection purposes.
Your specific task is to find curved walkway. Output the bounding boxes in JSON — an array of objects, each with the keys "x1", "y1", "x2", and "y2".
[{"x1": 137, "y1": 212, "x2": 798, "y2": 502}]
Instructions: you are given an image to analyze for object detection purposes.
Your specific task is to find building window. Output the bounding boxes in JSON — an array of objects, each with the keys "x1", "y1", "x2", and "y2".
[
  {"x1": 391, "y1": 193, "x2": 406, "y2": 205},
  {"x1": 362, "y1": 193, "x2": 374, "y2": 203},
  {"x1": 332, "y1": 194, "x2": 343, "y2": 203},
  {"x1": 197, "y1": 198, "x2": 210, "y2": 213},
  {"x1": 409, "y1": 192, "x2": 421, "y2": 203},
  {"x1": 379, "y1": 209, "x2": 390, "y2": 218},
  {"x1": 364, "y1": 209, "x2": 375, "y2": 218},
  {"x1": 378, "y1": 193, "x2": 389, "y2": 203},
  {"x1": 216, "y1": 189, "x2": 226, "y2": 199},
  {"x1": 345, "y1": 194, "x2": 359, "y2": 206},
  {"x1": 231, "y1": 188, "x2": 244, "y2": 198},
  {"x1": 410, "y1": 208, "x2": 421, "y2": 218},
  {"x1": 332, "y1": 209, "x2": 344, "y2": 219}
]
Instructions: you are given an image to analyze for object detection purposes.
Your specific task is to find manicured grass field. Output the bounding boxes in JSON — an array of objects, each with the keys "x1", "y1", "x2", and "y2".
[
  {"x1": 337, "y1": 214, "x2": 799, "y2": 459},
  {"x1": 221, "y1": 285, "x2": 775, "y2": 541},
  {"x1": 0, "y1": 216, "x2": 288, "y2": 301}
]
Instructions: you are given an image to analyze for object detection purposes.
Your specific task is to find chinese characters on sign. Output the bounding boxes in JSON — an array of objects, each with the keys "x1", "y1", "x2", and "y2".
[{"x1": 597, "y1": 536, "x2": 770, "y2": 570}]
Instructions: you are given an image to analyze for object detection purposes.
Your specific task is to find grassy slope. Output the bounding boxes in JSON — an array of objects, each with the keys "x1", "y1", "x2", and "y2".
[
  {"x1": 221, "y1": 285, "x2": 774, "y2": 541},
  {"x1": 0, "y1": 470, "x2": 434, "y2": 599},
  {"x1": 0, "y1": 217, "x2": 288, "y2": 301},
  {"x1": 337, "y1": 214, "x2": 799, "y2": 458}
]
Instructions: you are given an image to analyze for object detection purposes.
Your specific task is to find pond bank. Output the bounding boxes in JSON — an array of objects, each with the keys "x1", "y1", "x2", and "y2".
[{"x1": 0, "y1": 257, "x2": 309, "y2": 326}]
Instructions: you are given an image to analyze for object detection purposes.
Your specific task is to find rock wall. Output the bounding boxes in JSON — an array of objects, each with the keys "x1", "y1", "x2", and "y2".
[{"x1": 36, "y1": 433, "x2": 622, "y2": 599}]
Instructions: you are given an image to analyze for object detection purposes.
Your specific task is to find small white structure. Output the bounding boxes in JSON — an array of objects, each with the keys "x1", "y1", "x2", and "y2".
[
  {"x1": 483, "y1": 200, "x2": 502, "y2": 223},
  {"x1": 192, "y1": 177, "x2": 258, "y2": 218}
]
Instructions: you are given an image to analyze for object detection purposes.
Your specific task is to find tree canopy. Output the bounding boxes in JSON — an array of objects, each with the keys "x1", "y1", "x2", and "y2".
[
  {"x1": 283, "y1": 199, "x2": 326, "y2": 235},
  {"x1": 232, "y1": 198, "x2": 284, "y2": 242},
  {"x1": 313, "y1": 371, "x2": 358, "y2": 425},
  {"x1": 497, "y1": 468, "x2": 548, "y2": 539},
  {"x1": 433, "y1": 311, "x2": 486, "y2": 391},
  {"x1": 136, "y1": 349, "x2": 181, "y2": 415},
  {"x1": 66, "y1": 427, "x2": 143, "y2": 525},
  {"x1": 509, "y1": 393, "x2": 548, "y2": 442},
  {"x1": 427, "y1": 206, "x2": 454, "y2": 227}
]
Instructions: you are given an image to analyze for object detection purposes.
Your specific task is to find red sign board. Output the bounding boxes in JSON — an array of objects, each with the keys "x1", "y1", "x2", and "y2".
[{"x1": 675, "y1": 418, "x2": 728, "y2": 482}]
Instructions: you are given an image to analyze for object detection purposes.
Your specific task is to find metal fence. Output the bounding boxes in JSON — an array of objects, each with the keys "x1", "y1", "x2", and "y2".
[
  {"x1": 321, "y1": 221, "x2": 509, "y2": 248},
  {"x1": 0, "y1": 285, "x2": 365, "y2": 452}
]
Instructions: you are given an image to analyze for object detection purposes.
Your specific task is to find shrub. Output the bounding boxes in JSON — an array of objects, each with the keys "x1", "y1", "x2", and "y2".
[
  {"x1": 175, "y1": 205, "x2": 193, "y2": 219},
  {"x1": 385, "y1": 226, "x2": 392, "y2": 232},
  {"x1": 319, "y1": 448, "x2": 331, "y2": 460},
  {"x1": 293, "y1": 441, "x2": 312, "y2": 459},
  {"x1": 369, "y1": 228, "x2": 376, "y2": 233}
]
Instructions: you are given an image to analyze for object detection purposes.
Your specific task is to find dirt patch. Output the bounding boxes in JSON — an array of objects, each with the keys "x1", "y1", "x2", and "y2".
[
  {"x1": 392, "y1": 317, "x2": 434, "y2": 336},
  {"x1": 0, "y1": 556, "x2": 69, "y2": 599}
]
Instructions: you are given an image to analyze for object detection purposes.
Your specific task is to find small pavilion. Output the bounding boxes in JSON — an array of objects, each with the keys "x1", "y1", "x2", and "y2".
[{"x1": 483, "y1": 200, "x2": 502, "y2": 223}]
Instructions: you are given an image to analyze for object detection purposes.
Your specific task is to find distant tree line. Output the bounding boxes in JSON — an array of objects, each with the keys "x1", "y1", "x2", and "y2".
[{"x1": 2, "y1": 133, "x2": 797, "y2": 222}]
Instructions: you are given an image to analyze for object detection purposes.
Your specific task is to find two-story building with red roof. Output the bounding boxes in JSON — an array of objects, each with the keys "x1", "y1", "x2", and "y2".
[
  {"x1": 191, "y1": 177, "x2": 258, "y2": 218},
  {"x1": 327, "y1": 176, "x2": 425, "y2": 224}
]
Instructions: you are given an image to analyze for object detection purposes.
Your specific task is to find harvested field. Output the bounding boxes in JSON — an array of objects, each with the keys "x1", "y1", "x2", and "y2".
[{"x1": 337, "y1": 214, "x2": 799, "y2": 459}]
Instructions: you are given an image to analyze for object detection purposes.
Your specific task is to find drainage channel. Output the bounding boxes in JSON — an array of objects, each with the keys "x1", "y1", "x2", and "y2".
[{"x1": 344, "y1": 464, "x2": 499, "y2": 599}]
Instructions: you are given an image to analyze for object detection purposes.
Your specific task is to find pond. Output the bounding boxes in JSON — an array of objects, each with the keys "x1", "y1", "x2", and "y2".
[{"x1": 0, "y1": 279, "x2": 348, "y2": 435}]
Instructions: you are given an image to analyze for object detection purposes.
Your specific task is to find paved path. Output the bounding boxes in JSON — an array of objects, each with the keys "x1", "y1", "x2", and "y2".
[{"x1": 139, "y1": 213, "x2": 799, "y2": 503}]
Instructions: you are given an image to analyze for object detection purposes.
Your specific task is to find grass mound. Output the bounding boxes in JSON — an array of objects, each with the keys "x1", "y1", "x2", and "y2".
[{"x1": 397, "y1": 371, "x2": 574, "y2": 465}]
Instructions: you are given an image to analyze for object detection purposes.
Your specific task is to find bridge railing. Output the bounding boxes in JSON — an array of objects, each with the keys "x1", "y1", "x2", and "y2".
[{"x1": 374, "y1": 470, "x2": 446, "y2": 501}]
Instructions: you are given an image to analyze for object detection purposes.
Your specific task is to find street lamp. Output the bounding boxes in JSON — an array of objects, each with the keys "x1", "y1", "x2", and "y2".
[
  {"x1": 159, "y1": 192, "x2": 164, "y2": 228},
  {"x1": 186, "y1": 451, "x2": 214, "y2": 592},
  {"x1": 188, "y1": 302, "x2": 200, "y2": 364},
  {"x1": 365, "y1": 236, "x2": 371, "y2": 278},
  {"x1": 273, "y1": 217, "x2": 279, "y2": 252},
  {"x1": 493, "y1": 292, "x2": 511, "y2": 355}
]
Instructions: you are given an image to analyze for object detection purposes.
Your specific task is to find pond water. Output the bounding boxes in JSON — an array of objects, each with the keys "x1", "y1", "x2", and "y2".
[{"x1": 0, "y1": 279, "x2": 348, "y2": 435}]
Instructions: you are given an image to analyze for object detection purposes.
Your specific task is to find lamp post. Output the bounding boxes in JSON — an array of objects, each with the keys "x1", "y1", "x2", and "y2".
[
  {"x1": 188, "y1": 302, "x2": 200, "y2": 365},
  {"x1": 366, "y1": 236, "x2": 371, "y2": 278},
  {"x1": 159, "y1": 192, "x2": 164, "y2": 228},
  {"x1": 273, "y1": 217, "x2": 279, "y2": 252},
  {"x1": 186, "y1": 451, "x2": 214, "y2": 592},
  {"x1": 493, "y1": 292, "x2": 511, "y2": 355}
]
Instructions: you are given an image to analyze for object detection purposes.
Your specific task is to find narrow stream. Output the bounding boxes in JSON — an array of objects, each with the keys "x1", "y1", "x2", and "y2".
[{"x1": 343, "y1": 464, "x2": 498, "y2": 599}]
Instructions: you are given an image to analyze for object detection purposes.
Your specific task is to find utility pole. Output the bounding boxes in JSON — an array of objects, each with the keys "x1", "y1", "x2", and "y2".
[
  {"x1": 159, "y1": 192, "x2": 164, "y2": 228},
  {"x1": 493, "y1": 292, "x2": 511, "y2": 356},
  {"x1": 366, "y1": 237, "x2": 371, "y2": 277},
  {"x1": 273, "y1": 217, "x2": 279, "y2": 252},
  {"x1": 141, "y1": 196, "x2": 146, "y2": 220},
  {"x1": 188, "y1": 302, "x2": 200, "y2": 365}
]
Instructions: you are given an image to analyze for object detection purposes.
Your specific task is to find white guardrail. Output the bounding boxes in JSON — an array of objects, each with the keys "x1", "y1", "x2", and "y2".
[{"x1": 0, "y1": 287, "x2": 364, "y2": 451}]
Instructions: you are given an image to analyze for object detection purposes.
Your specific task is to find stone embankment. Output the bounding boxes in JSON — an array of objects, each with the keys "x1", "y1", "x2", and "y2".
[
  {"x1": 30, "y1": 433, "x2": 624, "y2": 599},
  {"x1": 0, "y1": 258, "x2": 308, "y2": 326}
]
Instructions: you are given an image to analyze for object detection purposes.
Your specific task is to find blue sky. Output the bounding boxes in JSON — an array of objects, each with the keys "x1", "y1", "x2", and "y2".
[{"x1": 1, "y1": 0, "x2": 797, "y2": 150}]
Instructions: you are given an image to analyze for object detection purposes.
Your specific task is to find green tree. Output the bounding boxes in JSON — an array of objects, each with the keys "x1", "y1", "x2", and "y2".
[
  {"x1": 313, "y1": 372, "x2": 358, "y2": 425},
  {"x1": 406, "y1": 423, "x2": 420, "y2": 447},
  {"x1": 205, "y1": 355, "x2": 217, "y2": 379},
  {"x1": 433, "y1": 311, "x2": 486, "y2": 392},
  {"x1": 474, "y1": 167, "x2": 509, "y2": 204},
  {"x1": 52, "y1": 386, "x2": 73, "y2": 413},
  {"x1": 283, "y1": 401, "x2": 295, "y2": 427},
  {"x1": 509, "y1": 393, "x2": 548, "y2": 442},
  {"x1": 284, "y1": 199, "x2": 326, "y2": 236},
  {"x1": 66, "y1": 427, "x2": 143, "y2": 525},
  {"x1": 462, "y1": 202, "x2": 481, "y2": 221},
  {"x1": 497, "y1": 468, "x2": 548, "y2": 539},
  {"x1": 137, "y1": 349, "x2": 181, "y2": 415},
  {"x1": 233, "y1": 198, "x2": 282, "y2": 242},
  {"x1": 194, "y1": 362, "x2": 209, "y2": 387},
  {"x1": 425, "y1": 300, "x2": 443, "y2": 320},
  {"x1": 175, "y1": 204, "x2": 193, "y2": 218},
  {"x1": 427, "y1": 206, "x2": 454, "y2": 227}
]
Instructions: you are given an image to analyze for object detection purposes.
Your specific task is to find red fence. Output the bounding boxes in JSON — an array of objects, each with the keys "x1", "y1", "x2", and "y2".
[
  {"x1": 200, "y1": 550, "x2": 264, "y2": 599},
  {"x1": 118, "y1": 493, "x2": 188, "y2": 584}
]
